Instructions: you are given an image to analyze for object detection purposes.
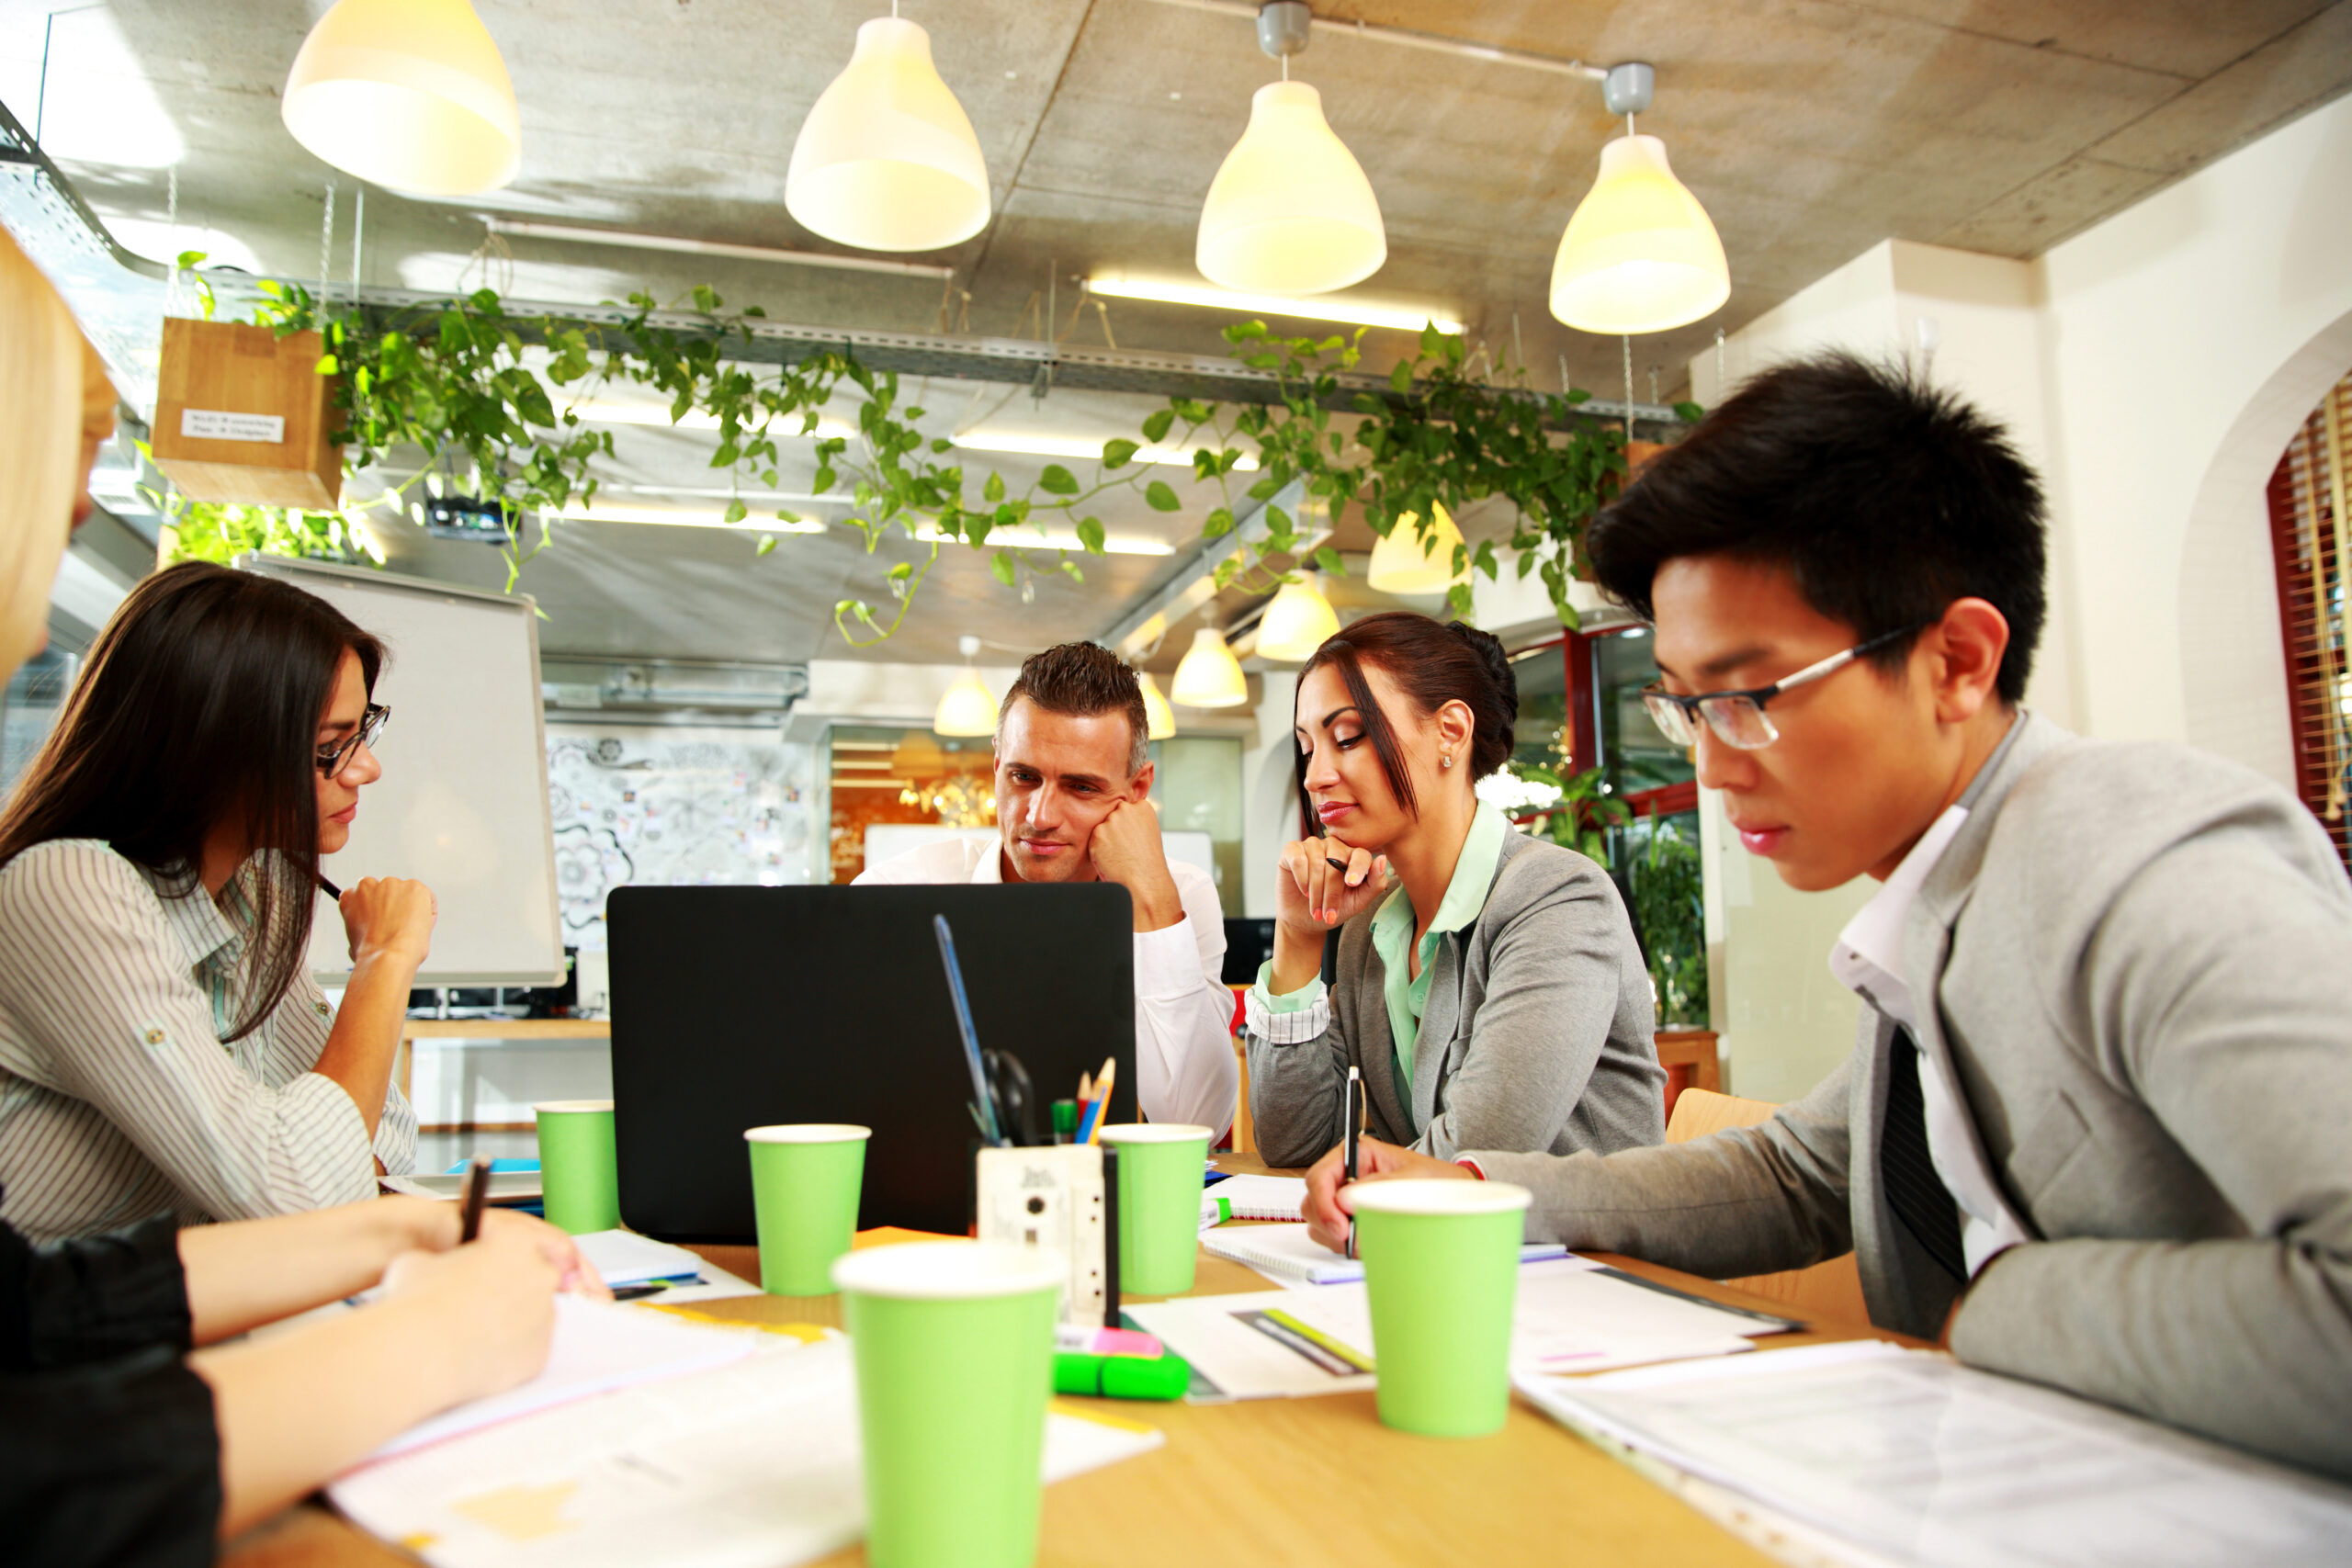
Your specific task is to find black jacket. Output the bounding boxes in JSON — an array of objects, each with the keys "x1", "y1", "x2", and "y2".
[{"x1": 0, "y1": 1204, "x2": 220, "y2": 1567}]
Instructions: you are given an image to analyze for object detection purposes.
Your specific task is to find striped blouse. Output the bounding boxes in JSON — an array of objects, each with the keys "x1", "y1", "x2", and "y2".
[{"x1": 0, "y1": 839, "x2": 415, "y2": 1243}]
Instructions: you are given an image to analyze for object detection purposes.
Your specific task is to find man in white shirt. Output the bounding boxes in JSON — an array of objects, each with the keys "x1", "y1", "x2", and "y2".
[
  {"x1": 856, "y1": 643, "x2": 1238, "y2": 1136},
  {"x1": 1298, "y1": 354, "x2": 2352, "y2": 1480}
]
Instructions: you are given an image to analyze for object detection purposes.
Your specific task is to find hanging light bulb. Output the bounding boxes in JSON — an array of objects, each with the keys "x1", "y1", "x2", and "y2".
[
  {"x1": 1254, "y1": 574, "x2": 1341, "y2": 662},
  {"x1": 1548, "y1": 63, "x2": 1728, "y2": 335},
  {"x1": 281, "y1": 0, "x2": 521, "y2": 197},
  {"x1": 1171, "y1": 626, "x2": 1250, "y2": 708},
  {"x1": 1367, "y1": 502, "x2": 1466, "y2": 595},
  {"x1": 1195, "y1": 1, "x2": 1385, "y2": 296},
  {"x1": 1137, "y1": 671, "x2": 1178, "y2": 740},
  {"x1": 786, "y1": 15, "x2": 991, "y2": 253},
  {"x1": 933, "y1": 635, "x2": 997, "y2": 736}
]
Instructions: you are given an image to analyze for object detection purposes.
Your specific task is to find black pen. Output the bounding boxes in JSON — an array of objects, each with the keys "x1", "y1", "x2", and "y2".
[
  {"x1": 458, "y1": 1154, "x2": 492, "y2": 1244},
  {"x1": 1342, "y1": 1065, "x2": 1362, "y2": 1259},
  {"x1": 318, "y1": 874, "x2": 343, "y2": 899}
]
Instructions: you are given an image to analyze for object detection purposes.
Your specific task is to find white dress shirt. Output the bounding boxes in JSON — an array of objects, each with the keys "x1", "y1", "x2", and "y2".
[
  {"x1": 854, "y1": 837, "x2": 1240, "y2": 1135},
  {"x1": 0, "y1": 840, "x2": 417, "y2": 1242},
  {"x1": 1828, "y1": 805, "x2": 2032, "y2": 1277}
]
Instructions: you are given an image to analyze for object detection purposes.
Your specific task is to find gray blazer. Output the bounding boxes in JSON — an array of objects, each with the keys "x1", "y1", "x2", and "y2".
[
  {"x1": 1248, "y1": 829, "x2": 1666, "y2": 1168},
  {"x1": 1475, "y1": 712, "x2": 2352, "y2": 1479}
]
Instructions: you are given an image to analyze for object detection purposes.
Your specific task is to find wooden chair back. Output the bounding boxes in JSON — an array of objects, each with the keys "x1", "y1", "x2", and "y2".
[{"x1": 1666, "y1": 1089, "x2": 1871, "y2": 1329}]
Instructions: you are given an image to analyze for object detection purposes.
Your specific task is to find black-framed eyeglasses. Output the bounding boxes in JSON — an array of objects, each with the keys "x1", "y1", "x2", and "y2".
[
  {"x1": 317, "y1": 704, "x2": 390, "y2": 778},
  {"x1": 1641, "y1": 625, "x2": 1926, "y2": 751}
]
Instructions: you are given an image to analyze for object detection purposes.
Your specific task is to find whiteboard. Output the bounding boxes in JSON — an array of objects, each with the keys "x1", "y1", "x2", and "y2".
[{"x1": 241, "y1": 557, "x2": 564, "y2": 986}]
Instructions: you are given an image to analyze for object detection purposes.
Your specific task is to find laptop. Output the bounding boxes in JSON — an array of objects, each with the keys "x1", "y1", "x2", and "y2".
[{"x1": 605, "y1": 883, "x2": 1136, "y2": 1241}]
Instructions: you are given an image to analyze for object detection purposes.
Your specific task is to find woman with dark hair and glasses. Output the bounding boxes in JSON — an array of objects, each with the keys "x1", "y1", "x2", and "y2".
[
  {"x1": 0, "y1": 559, "x2": 435, "y2": 1241},
  {"x1": 1244, "y1": 611, "x2": 1666, "y2": 1176}
]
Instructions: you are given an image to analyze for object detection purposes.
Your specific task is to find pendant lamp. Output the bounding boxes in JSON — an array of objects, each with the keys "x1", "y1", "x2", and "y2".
[
  {"x1": 1137, "y1": 671, "x2": 1178, "y2": 740},
  {"x1": 1367, "y1": 502, "x2": 1466, "y2": 595},
  {"x1": 933, "y1": 636, "x2": 997, "y2": 736},
  {"x1": 786, "y1": 15, "x2": 991, "y2": 254},
  {"x1": 1254, "y1": 574, "x2": 1341, "y2": 662},
  {"x1": 1195, "y1": 2, "x2": 1385, "y2": 296},
  {"x1": 281, "y1": 0, "x2": 521, "y2": 197},
  {"x1": 1548, "y1": 64, "x2": 1727, "y2": 336},
  {"x1": 1171, "y1": 626, "x2": 1250, "y2": 708}
]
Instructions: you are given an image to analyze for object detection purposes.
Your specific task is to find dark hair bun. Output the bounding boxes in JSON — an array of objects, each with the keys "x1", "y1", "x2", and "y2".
[{"x1": 1446, "y1": 621, "x2": 1517, "y2": 777}]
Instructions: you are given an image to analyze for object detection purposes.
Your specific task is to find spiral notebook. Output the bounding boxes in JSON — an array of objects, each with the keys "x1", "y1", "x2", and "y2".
[
  {"x1": 1199, "y1": 1174, "x2": 1308, "y2": 1224},
  {"x1": 1203, "y1": 1221, "x2": 1567, "y2": 1286}
]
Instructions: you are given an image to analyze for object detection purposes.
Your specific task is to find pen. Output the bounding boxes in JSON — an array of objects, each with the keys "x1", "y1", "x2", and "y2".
[
  {"x1": 1342, "y1": 1065, "x2": 1362, "y2": 1259},
  {"x1": 1324, "y1": 855, "x2": 1349, "y2": 873},
  {"x1": 318, "y1": 874, "x2": 343, "y2": 899},
  {"x1": 458, "y1": 1154, "x2": 492, "y2": 1244}
]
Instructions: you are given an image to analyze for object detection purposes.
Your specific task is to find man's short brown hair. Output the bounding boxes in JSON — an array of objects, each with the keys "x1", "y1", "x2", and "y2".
[{"x1": 998, "y1": 642, "x2": 1150, "y2": 775}]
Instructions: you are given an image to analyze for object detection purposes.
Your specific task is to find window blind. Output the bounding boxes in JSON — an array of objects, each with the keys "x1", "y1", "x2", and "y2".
[{"x1": 2265, "y1": 372, "x2": 2352, "y2": 871}]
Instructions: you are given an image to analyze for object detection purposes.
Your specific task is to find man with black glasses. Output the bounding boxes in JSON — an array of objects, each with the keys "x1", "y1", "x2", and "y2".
[{"x1": 1303, "y1": 353, "x2": 2352, "y2": 1480}]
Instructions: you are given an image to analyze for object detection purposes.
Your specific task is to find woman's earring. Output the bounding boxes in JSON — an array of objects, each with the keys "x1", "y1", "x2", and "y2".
[{"x1": 1442, "y1": 752, "x2": 1453, "y2": 769}]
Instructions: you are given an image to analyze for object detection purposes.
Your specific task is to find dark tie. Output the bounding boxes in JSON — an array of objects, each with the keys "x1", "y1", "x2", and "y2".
[{"x1": 1882, "y1": 1026, "x2": 1967, "y2": 1282}]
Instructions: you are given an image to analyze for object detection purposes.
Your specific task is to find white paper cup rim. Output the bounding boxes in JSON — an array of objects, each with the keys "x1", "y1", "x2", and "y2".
[
  {"x1": 744, "y1": 1123, "x2": 872, "y2": 1144},
  {"x1": 831, "y1": 1239, "x2": 1065, "y2": 1300},
  {"x1": 533, "y1": 1099, "x2": 614, "y2": 1114},
  {"x1": 1348, "y1": 1179, "x2": 1532, "y2": 1217},
  {"x1": 1095, "y1": 1122, "x2": 1214, "y2": 1145}
]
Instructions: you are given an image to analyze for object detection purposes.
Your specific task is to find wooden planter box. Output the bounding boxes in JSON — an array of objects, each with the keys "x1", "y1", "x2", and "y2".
[{"x1": 151, "y1": 317, "x2": 343, "y2": 509}]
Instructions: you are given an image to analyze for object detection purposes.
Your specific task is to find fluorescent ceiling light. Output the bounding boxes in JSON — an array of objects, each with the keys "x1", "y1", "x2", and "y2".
[
  {"x1": 482, "y1": 218, "x2": 952, "y2": 280},
  {"x1": 571, "y1": 401, "x2": 858, "y2": 440},
  {"x1": 953, "y1": 430, "x2": 1259, "y2": 471},
  {"x1": 1086, "y1": 275, "x2": 1464, "y2": 335},
  {"x1": 557, "y1": 505, "x2": 827, "y2": 532},
  {"x1": 913, "y1": 525, "x2": 1173, "y2": 557}
]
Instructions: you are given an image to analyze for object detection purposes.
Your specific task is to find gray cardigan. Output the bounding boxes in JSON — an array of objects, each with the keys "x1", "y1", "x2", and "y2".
[
  {"x1": 1475, "y1": 712, "x2": 2352, "y2": 1480},
  {"x1": 1247, "y1": 829, "x2": 1666, "y2": 1168}
]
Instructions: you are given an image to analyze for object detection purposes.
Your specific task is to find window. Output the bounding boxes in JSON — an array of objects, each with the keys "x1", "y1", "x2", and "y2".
[{"x1": 2265, "y1": 371, "x2": 2352, "y2": 872}]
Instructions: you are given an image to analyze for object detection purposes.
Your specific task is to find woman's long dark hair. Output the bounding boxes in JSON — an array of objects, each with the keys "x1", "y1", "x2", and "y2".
[
  {"x1": 0, "y1": 561, "x2": 384, "y2": 1040},
  {"x1": 1294, "y1": 613, "x2": 1518, "y2": 834}
]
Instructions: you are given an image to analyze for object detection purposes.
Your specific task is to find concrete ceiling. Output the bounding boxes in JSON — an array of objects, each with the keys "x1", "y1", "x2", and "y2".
[{"x1": 11, "y1": 0, "x2": 2350, "y2": 666}]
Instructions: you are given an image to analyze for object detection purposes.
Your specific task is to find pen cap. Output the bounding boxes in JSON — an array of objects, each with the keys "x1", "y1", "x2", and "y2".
[
  {"x1": 1053, "y1": 1350, "x2": 1192, "y2": 1401},
  {"x1": 1051, "y1": 1100, "x2": 1079, "y2": 1137}
]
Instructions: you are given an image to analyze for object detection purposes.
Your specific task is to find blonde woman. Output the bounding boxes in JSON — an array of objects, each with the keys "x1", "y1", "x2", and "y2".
[{"x1": 0, "y1": 231, "x2": 599, "y2": 1555}]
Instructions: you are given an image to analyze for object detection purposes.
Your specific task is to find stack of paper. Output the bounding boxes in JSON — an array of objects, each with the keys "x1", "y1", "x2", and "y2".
[
  {"x1": 572, "y1": 1230, "x2": 707, "y2": 1288},
  {"x1": 332, "y1": 1337, "x2": 1165, "y2": 1568},
  {"x1": 1199, "y1": 1174, "x2": 1309, "y2": 1224},
  {"x1": 1201, "y1": 1223, "x2": 1567, "y2": 1287},
  {"x1": 1516, "y1": 1342, "x2": 2352, "y2": 1567},
  {"x1": 1125, "y1": 1258, "x2": 1790, "y2": 1401}
]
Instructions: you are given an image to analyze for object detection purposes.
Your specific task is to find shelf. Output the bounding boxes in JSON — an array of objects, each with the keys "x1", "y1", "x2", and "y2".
[{"x1": 400, "y1": 1018, "x2": 610, "y2": 1040}]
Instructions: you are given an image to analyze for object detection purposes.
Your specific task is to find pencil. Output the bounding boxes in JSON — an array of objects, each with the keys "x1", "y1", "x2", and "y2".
[
  {"x1": 458, "y1": 1154, "x2": 492, "y2": 1244},
  {"x1": 1086, "y1": 1057, "x2": 1117, "y2": 1142}
]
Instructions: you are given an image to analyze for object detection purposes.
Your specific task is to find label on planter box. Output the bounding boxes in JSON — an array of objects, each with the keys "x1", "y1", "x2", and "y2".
[{"x1": 180, "y1": 408, "x2": 284, "y2": 444}]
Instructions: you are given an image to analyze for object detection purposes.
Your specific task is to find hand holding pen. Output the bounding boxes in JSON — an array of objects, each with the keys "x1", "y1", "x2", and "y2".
[
  {"x1": 1274, "y1": 835, "x2": 1389, "y2": 932},
  {"x1": 1341, "y1": 1065, "x2": 1362, "y2": 1259}
]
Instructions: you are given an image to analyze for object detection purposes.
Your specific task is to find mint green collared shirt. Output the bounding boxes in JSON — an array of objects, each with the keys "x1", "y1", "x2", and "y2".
[{"x1": 1255, "y1": 801, "x2": 1511, "y2": 1122}]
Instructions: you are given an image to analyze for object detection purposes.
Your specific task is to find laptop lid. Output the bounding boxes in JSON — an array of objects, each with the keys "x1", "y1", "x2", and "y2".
[{"x1": 606, "y1": 883, "x2": 1136, "y2": 1241}]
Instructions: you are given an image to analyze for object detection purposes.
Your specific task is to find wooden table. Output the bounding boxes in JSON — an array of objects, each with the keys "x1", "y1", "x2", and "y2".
[{"x1": 226, "y1": 1156, "x2": 1903, "y2": 1568}]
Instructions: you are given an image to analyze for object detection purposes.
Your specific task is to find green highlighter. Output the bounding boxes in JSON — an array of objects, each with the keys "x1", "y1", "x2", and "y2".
[{"x1": 1053, "y1": 1350, "x2": 1192, "y2": 1401}]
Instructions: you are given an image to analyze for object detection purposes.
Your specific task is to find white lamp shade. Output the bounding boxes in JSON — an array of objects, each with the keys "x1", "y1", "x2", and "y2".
[
  {"x1": 1137, "y1": 671, "x2": 1177, "y2": 740},
  {"x1": 281, "y1": 0, "x2": 521, "y2": 197},
  {"x1": 1196, "y1": 81, "x2": 1385, "y2": 296},
  {"x1": 786, "y1": 17, "x2": 991, "y2": 254},
  {"x1": 1255, "y1": 575, "x2": 1341, "y2": 662},
  {"x1": 1547, "y1": 134, "x2": 1729, "y2": 335},
  {"x1": 1366, "y1": 502, "x2": 1466, "y2": 594},
  {"x1": 933, "y1": 670, "x2": 997, "y2": 737},
  {"x1": 1170, "y1": 627, "x2": 1249, "y2": 708}
]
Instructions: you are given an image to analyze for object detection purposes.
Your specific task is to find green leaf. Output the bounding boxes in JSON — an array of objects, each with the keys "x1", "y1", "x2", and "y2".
[
  {"x1": 1202, "y1": 507, "x2": 1235, "y2": 538},
  {"x1": 754, "y1": 535, "x2": 777, "y2": 557},
  {"x1": 1673, "y1": 400, "x2": 1705, "y2": 423},
  {"x1": 1076, "y1": 516, "x2": 1106, "y2": 555},
  {"x1": 1060, "y1": 558, "x2": 1085, "y2": 581},
  {"x1": 1101, "y1": 438, "x2": 1139, "y2": 470},
  {"x1": 812, "y1": 465, "x2": 837, "y2": 494},
  {"x1": 931, "y1": 438, "x2": 954, "y2": 454},
  {"x1": 1389, "y1": 360, "x2": 1413, "y2": 394},
  {"x1": 1140, "y1": 408, "x2": 1176, "y2": 445},
  {"x1": 1144, "y1": 479, "x2": 1182, "y2": 513},
  {"x1": 175, "y1": 248, "x2": 209, "y2": 270},
  {"x1": 723, "y1": 497, "x2": 748, "y2": 525},
  {"x1": 990, "y1": 549, "x2": 1018, "y2": 588},
  {"x1": 1314, "y1": 545, "x2": 1344, "y2": 576},
  {"x1": 983, "y1": 469, "x2": 1006, "y2": 504},
  {"x1": 314, "y1": 355, "x2": 339, "y2": 375},
  {"x1": 1038, "y1": 463, "x2": 1080, "y2": 496}
]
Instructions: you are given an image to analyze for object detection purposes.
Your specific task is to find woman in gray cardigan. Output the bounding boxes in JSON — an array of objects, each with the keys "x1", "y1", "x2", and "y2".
[{"x1": 1246, "y1": 613, "x2": 1665, "y2": 1168}]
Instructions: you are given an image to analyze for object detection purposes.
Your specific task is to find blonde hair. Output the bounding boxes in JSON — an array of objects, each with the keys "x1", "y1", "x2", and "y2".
[{"x1": 0, "y1": 230, "x2": 113, "y2": 675}]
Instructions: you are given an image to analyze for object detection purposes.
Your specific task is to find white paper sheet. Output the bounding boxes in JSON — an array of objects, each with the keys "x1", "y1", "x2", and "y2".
[
  {"x1": 369, "y1": 1296, "x2": 761, "y2": 1459},
  {"x1": 1126, "y1": 1259, "x2": 1779, "y2": 1400},
  {"x1": 331, "y1": 1337, "x2": 1164, "y2": 1568},
  {"x1": 572, "y1": 1230, "x2": 708, "y2": 1286},
  {"x1": 1517, "y1": 1343, "x2": 2352, "y2": 1568},
  {"x1": 1200, "y1": 1222, "x2": 1570, "y2": 1287}
]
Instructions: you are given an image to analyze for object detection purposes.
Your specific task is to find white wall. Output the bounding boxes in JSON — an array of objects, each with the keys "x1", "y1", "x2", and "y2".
[{"x1": 2035, "y1": 91, "x2": 2352, "y2": 786}]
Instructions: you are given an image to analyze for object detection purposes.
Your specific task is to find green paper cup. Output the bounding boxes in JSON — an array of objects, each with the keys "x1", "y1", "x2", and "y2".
[
  {"x1": 1098, "y1": 1122, "x2": 1213, "y2": 1295},
  {"x1": 744, "y1": 1123, "x2": 871, "y2": 1295},
  {"x1": 833, "y1": 1240, "x2": 1064, "y2": 1568},
  {"x1": 1351, "y1": 1179, "x2": 1533, "y2": 1438},
  {"x1": 533, "y1": 1099, "x2": 619, "y2": 1235}
]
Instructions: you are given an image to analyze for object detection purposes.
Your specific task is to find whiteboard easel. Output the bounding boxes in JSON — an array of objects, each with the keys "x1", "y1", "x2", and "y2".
[{"x1": 238, "y1": 556, "x2": 565, "y2": 987}]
